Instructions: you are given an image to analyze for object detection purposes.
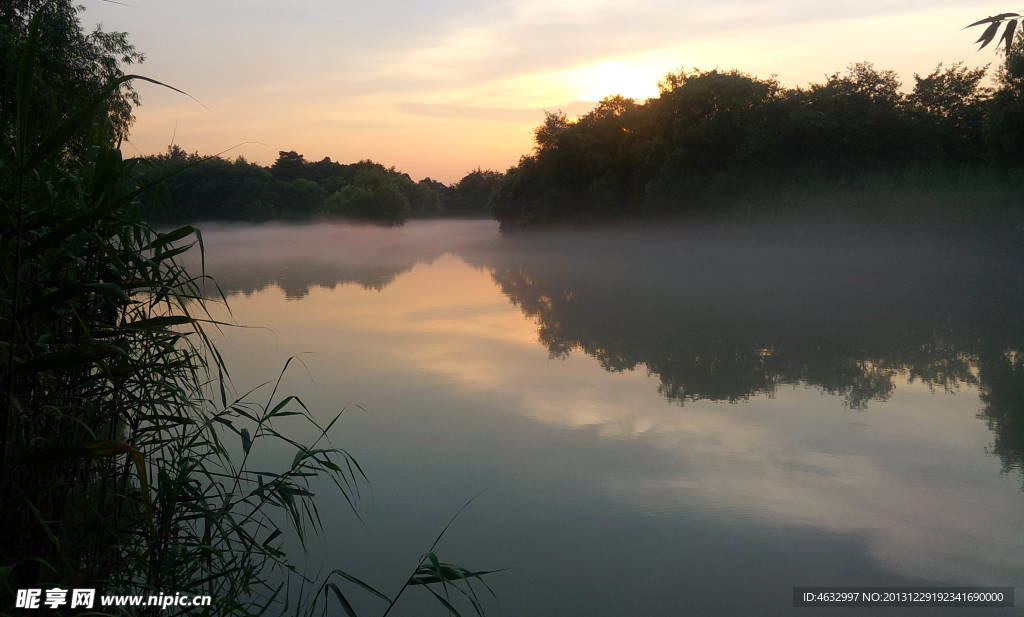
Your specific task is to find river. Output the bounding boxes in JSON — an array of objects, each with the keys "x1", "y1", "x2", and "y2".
[{"x1": 184, "y1": 218, "x2": 1024, "y2": 616}]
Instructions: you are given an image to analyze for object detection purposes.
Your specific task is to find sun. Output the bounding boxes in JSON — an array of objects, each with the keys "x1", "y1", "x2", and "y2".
[{"x1": 575, "y1": 60, "x2": 663, "y2": 102}]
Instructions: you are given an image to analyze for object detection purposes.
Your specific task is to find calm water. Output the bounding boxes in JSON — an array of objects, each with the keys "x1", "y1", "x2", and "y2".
[{"x1": 186, "y1": 219, "x2": 1024, "y2": 616}]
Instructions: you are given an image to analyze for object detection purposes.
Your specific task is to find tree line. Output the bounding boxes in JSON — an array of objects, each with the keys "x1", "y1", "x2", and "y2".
[
  {"x1": 137, "y1": 37, "x2": 1024, "y2": 231},
  {"x1": 490, "y1": 54, "x2": 1024, "y2": 228},
  {"x1": 136, "y1": 147, "x2": 504, "y2": 224},
  {"x1": 130, "y1": 18, "x2": 1024, "y2": 231}
]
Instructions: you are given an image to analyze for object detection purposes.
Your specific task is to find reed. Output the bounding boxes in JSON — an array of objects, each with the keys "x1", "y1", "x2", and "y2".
[{"x1": 1, "y1": 9, "x2": 496, "y2": 616}]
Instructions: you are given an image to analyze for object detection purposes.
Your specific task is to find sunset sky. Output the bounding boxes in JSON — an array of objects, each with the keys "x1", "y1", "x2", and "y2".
[{"x1": 85, "y1": 0, "x2": 1005, "y2": 183}]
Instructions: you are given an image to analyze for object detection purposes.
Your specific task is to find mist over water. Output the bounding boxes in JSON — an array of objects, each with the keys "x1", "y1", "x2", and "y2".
[{"x1": 188, "y1": 219, "x2": 1024, "y2": 616}]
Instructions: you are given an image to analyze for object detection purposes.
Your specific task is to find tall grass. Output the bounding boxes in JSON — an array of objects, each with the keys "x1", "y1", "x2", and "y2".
[{"x1": 1, "y1": 10, "x2": 496, "y2": 616}]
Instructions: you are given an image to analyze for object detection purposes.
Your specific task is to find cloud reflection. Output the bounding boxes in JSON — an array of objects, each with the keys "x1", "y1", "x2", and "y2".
[{"x1": 197, "y1": 221, "x2": 1024, "y2": 612}]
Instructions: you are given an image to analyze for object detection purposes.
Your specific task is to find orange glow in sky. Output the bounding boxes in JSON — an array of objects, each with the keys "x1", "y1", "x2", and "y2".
[{"x1": 83, "y1": 1, "x2": 1000, "y2": 183}]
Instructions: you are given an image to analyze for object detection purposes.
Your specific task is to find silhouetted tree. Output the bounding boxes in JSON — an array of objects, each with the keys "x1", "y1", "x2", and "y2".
[
  {"x1": 136, "y1": 151, "x2": 460, "y2": 224},
  {"x1": 910, "y1": 63, "x2": 990, "y2": 161},
  {"x1": 985, "y1": 38, "x2": 1024, "y2": 165},
  {"x1": 491, "y1": 59, "x2": 1021, "y2": 228},
  {"x1": 0, "y1": 0, "x2": 144, "y2": 151},
  {"x1": 446, "y1": 168, "x2": 504, "y2": 216},
  {"x1": 322, "y1": 167, "x2": 411, "y2": 223},
  {"x1": 276, "y1": 178, "x2": 327, "y2": 218},
  {"x1": 270, "y1": 150, "x2": 308, "y2": 182}
]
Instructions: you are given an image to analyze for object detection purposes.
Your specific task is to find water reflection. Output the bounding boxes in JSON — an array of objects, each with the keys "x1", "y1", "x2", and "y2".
[
  {"x1": 470, "y1": 228, "x2": 1024, "y2": 485},
  {"x1": 191, "y1": 220, "x2": 1024, "y2": 615},
  {"x1": 184, "y1": 220, "x2": 481, "y2": 298},
  {"x1": 189, "y1": 220, "x2": 1024, "y2": 481},
  {"x1": 980, "y1": 350, "x2": 1024, "y2": 478}
]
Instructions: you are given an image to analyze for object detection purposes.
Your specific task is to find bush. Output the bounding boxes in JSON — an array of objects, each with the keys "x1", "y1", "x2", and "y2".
[{"x1": 322, "y1": 168, "x2": 412, "y2": 223}]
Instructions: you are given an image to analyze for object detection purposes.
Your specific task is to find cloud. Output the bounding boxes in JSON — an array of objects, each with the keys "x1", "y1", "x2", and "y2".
[
  {"x1": 394, "y1": 100, "x2": 596, "y2": 122},
  {"x1": 86, "y1": 0, "x2": 997, "y2": 178},
  {"x1": 386, "y1": 0, "x2": 993, "y2": 90}
]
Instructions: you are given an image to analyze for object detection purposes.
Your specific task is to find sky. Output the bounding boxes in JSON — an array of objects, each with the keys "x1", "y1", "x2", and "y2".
[{"x1": 83, "y1": 0, "x2": 1007, "y2": 183}]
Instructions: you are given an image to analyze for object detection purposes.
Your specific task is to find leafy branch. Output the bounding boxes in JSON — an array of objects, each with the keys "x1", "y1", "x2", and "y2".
[{"x1": 966, "y1": 12, "x2": 1022, "y2": 50}]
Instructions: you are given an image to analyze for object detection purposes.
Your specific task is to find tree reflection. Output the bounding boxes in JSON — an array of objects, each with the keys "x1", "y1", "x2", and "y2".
[
  {"x1": 188, "y1": 221, "x2": 1024, "y2": 480},
  {"x1": 179, "y1": 222, "x2": 463, "y2": 299},
  {"x1": 464, "y1": 226, "x2": 1024, "y2": 479},
  {"x1": 979, "y1": 350, "x2": 1024, "y2": 477}
]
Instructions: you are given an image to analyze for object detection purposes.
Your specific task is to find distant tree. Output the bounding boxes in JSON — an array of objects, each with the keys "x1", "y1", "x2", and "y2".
[
  {"x1": 417, "y1": 178, "x2": 452, "y2": 216},
  {"x1": 910, "y1": 63, "x2": 990, "y2": 116},
  {"x1": 276, "y1": 178, "x2": 327, "y2": 217},
  {"x1": 137, "y1": 149, "x2": 451, "y2": 224},
  {"x1": 402, "y1": 178, "x2": 443, "y2": 217},
  {"x1": 322, "y1": 167, "x2": 411, "y2": 223},
  {"x1": 644, "y1": 69, "x2": 785, "y2": 206},
  {"x1": 489, "y1": 57, "x2": 1024, "y2": 227},
  {"x1": 817, "y1": 62, "x2": 902, "y2": 105},
  {"x1": 447, "y1": 169, "x2": 504, "y2": 216},
  {"x1": 270, "y1": 150, "x2": 308, "y2": 182},
  {"x1": 534, "y1": 111, "x2": 572, "y2": 152},
  {"x1": 153, "y1": 143, "x2": 192, "y2": 164},
  {"x1": 137, "y1": 147, "x2": 279, "y2": 221},
  {"x1": 910, "y1": 63, "x2": 991, "y2": 160}
]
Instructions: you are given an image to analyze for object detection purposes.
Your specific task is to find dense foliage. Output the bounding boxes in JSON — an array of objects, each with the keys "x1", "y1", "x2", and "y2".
[
  {"x1": 0, "y1": 5, "x2": 368, "y2": 614},
  {"x1": 2, "y1": 3, "x2": 498, "y2": 615},
  {"x1": 0, "y1": 0, "x2": 143, "y2": 151},
  {"x1": 491, "y1": 54, "x2": 1024, "y2": 227},
  {"x1": 136, "y1": 149, "x2": 504, "y2": 225}
]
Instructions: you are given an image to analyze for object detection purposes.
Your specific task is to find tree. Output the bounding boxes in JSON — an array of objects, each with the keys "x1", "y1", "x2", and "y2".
[
  {"x1": 817, "y1": 62, "x2": 902, "y2": 105},
  {"x1": 910, "y1": 63, "x2": 990, "y2": 116},
  {"x1": 275, "y1": 177, "x2": 327, "y2": 217},
  {"x1": 985, "y1": 41, "x2": 1024, "y2": 164},
  {"x1": 270, "y1": 150, "x2": 308, "y2": 182},
  {"x1": 910, "y1": 63, "x2": 991, "y2": 160},
  {"x1": 0, "y1": 0, "x2": 144, "y2": 151},
  {"x1": 489, "y1": 57, "x2": 1023, "y2": 227},
  {"x1": 447, "y1": 168, "x2": 504, "y2": 216},
  {"x1": 322, "y1": 167, "x2": 411, "y2": 223},
  {"x1": 967, "y1": 12, "x2": 1024, "y2": 164},
  {"x1": 534, "y1": 111, "x2": 571, "y2": 153}
]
